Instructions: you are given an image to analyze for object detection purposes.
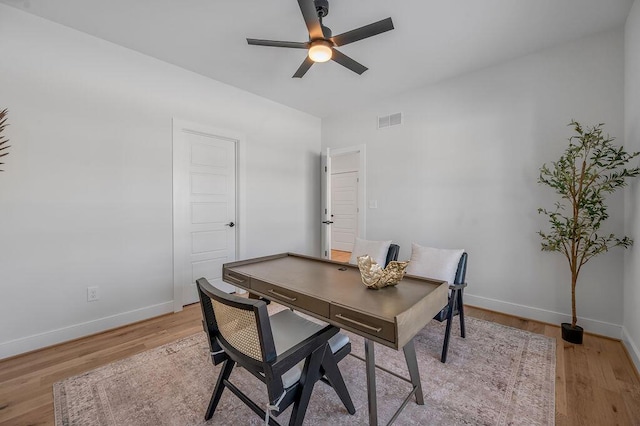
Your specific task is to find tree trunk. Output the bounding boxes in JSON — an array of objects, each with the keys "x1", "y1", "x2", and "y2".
[{"x1": 571, "y1": 268, "x2": 578, "y2": 327}]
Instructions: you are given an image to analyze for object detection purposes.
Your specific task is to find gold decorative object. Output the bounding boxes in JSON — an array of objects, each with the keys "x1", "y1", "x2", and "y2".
[{"x1": 357, "y1": 255, "x2": 409, "y2": 290}]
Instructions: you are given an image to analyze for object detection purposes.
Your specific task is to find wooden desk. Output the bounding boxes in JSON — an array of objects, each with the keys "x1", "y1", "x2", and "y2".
[{"x1": 223, "y1": 253, "x2": 448, "y2": 425}]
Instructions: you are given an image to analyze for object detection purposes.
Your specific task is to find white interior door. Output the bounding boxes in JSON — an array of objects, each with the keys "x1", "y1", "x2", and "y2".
[
  {"x1": 331, "y1": 172, "x2": 358, "y2": 252},
  {"x1": 321, "y1": 145, "x2": 366, "y2": 258},
  {"x1": 173, "y1": 120, "x2": 237, "y2": 309},
  {"x1": 320, "y1": 148, "x2": 332, "y2": 258}
]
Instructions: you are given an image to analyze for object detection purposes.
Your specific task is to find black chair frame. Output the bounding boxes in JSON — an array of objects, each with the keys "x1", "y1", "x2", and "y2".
[
  {"x1": 197, "y1": 278, "x2": 355, "y2": 426},
  {"x1": 433, "y1": 252, "x2": 468, "y2": 363},
  {"x1": 384, "y1": 243, "x2": 400, "y2": 267}
]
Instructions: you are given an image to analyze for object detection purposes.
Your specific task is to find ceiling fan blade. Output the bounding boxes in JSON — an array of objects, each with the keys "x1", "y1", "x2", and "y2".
[
  {"x1": 331, "y1": 17, "x2": 394, "y2": 47},
  {"x1": 293, "y1": 56, "x2": 314, "y2": 78},
  {"x1": 247, "y1": 39, "x2": 309, "y2": 49},
  {"x1": 331, "y1": 49, "x2": 368, "y2": 75},
  {"x1": 297, "y1": 0, "x2": 324, "y2": 40}
]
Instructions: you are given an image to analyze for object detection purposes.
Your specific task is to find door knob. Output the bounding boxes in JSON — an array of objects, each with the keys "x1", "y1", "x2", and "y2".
[{"x1": 225, "y1": 222, "x2": 235, "y2": 227}]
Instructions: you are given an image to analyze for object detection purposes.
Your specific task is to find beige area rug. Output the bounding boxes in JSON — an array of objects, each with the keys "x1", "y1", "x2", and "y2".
[{"x1": 54, "y1": 315, "x2": 555, "y2": 426}]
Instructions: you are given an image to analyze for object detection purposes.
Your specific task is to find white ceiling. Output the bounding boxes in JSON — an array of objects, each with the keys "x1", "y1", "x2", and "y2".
[{"x1": 1, "y1": 0, "x2": 634, "y2": 118}]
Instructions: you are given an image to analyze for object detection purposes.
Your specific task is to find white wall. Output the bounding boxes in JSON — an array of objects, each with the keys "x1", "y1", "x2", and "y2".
[
  {"x1": 0, "y1": 5, "x2": 321, "y2": 358},
  {"x1": 624, "y1": 0, "x2": 640, "y2": 370},
  {"x1": 322, "y1": 28, "x2": 626, "y2": 338}
]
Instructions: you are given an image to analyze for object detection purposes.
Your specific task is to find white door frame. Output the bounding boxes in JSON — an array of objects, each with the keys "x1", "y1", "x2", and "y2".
[
  {"x1": 322, "y1": 144, "x2": 366, "y2": 257},
  {"x1": 321, "y1": 148, "x2": 332, "y2": 258},
  {"x1": 172, "y1": 118, "x2": 246, "y2": 312}
]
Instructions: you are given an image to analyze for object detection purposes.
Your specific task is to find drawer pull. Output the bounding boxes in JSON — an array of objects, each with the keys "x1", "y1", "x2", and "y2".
[
  {"x1": 268, "y1": 289, "x2": 297, "y2": 302},
  {"x1": 335, "y1": 314, "x2": 382, "y2": 333},
  {"x1": 225, "y1": 273, "x2": 246, "y2": 284}
]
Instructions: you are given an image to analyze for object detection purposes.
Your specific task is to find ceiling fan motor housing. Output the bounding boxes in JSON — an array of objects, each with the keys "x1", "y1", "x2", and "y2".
[{"x1": 314, "y1": 0, "x2": 329, "y2": 18}]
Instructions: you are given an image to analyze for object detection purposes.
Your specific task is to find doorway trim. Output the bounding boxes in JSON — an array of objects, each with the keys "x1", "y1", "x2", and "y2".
[
  {"x1": 329, "y1": 144, "x2": 366, "y2": 243},
  {"x1": 172, "y1": 118, "x2": 247, "y2": 312}
]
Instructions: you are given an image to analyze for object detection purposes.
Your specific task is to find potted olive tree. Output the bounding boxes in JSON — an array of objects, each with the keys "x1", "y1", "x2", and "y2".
[
  {"x1": 0, "y1": 108, "x2": 9, "y2": 171},
  {"x1": 538, "y1": 121, "x2": 640, "y2": 344}
]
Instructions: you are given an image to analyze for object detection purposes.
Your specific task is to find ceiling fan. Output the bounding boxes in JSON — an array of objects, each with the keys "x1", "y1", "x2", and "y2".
[{"x1": 247, "y1": 0, "x2": 394, "y2": 78}]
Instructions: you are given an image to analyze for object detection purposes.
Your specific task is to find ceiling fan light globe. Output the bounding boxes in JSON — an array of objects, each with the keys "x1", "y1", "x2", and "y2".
[{"x1": 308, "y1": 43, "x2": 332, "y2": 62}]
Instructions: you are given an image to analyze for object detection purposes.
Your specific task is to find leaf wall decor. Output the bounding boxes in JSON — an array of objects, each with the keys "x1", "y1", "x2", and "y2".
[{"x1": 0, "y1": 108, "x2": 9, "y2": 172}]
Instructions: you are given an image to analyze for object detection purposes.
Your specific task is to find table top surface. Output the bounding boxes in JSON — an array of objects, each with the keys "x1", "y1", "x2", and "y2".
[
  {"x1": 223, "y1": 253, "x2": 449, "y2": 349},
  {"x1": 226, "y1": 253, "x2": 441, "y2": 319}
]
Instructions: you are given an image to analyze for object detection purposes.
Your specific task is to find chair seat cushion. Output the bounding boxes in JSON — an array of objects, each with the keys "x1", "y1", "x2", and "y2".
[{"x1": 270, "y1": 309, "x2": 349, "y2": 388}]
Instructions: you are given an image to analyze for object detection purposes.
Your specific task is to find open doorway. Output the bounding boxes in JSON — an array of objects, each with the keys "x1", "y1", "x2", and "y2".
[
  {"x1": 321, "y1": 145, "x2": 366, "y2": 262},
  {"x1": 331, "y1": 155, "x2": 358, "y2": 261}
]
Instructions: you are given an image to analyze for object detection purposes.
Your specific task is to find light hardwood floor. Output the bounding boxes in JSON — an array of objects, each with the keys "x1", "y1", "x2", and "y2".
[
  {"x1": 331, "y1": 249, "x2": 351, "y2": 263},
  {"x1": 1, "y1": 303, "x2": 638, "y2": 425}
]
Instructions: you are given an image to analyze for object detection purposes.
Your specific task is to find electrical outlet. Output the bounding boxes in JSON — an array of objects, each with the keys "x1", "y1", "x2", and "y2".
[{"x1": 87, "y1": 286, "x2": 99, "y2": 302}]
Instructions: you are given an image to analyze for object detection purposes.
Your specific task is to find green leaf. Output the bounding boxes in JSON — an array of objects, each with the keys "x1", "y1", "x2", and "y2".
[{"x1": 0, "y1": 109, "x2": 8, "y2": 172}]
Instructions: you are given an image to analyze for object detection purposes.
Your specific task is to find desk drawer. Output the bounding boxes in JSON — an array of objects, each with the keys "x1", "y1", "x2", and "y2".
[
  {"x1": 251, "y1": 278, "x2": 330, "y2": 318},
  {"x1": 223, "y1": 269, "x2": 250, "y2": 288},
  {"x1": 330, "y1": 305, "x2": 396, "y2": 344}
]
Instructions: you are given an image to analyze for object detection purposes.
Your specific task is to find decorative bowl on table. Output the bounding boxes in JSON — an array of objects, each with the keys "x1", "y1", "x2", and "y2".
[{"x1": 357, "y1": 255, "x2": 409, "y2": 290}]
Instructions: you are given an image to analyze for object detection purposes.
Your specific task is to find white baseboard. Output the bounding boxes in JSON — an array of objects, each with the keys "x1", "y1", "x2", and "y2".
[
  {"x1": 622, "y1": 327, "x2": 640, "y2": 374},
  {"x1": 0, "y1": 302, "x2": 174, "y2": 360},
  {"x1": 464, "y1": 293, "x2": 623, "y2": 339}
]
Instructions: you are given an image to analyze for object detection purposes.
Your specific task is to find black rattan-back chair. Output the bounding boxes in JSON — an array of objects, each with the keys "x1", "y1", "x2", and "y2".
[
  {"x1": 196, "y1": 278, "x2": 355, "y2": 426},
  {"x1": 433, "y1": 252, "x2": 468, "y2": 363}
]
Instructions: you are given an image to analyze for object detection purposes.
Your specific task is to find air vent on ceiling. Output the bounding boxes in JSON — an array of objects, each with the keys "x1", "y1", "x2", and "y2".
[{"x1": 377, "y1": 112, "x2": 402, "y2": 129}]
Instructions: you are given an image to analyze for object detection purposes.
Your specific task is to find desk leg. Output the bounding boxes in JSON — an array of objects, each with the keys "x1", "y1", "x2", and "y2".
[
  {"x1": 403, "y1": 338, "x2": 424, "y2": 405},
  {"x1": 364, "y1": 339, "x2": 378, "y2": 426}
]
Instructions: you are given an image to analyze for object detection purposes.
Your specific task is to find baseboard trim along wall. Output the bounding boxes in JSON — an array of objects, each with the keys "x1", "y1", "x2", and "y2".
[
  {"x1": 622, "y1": 327, "x2": 640, "y2": 374},
  {"x1": 465, "y1": 293, "x2": 623, "y2": 340},
  {"x1": 0, "y1": 302, "x2": 174, "y2": 360}
]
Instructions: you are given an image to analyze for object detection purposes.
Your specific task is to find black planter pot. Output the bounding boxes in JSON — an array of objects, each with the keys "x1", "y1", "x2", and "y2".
[{"x1": 561, "y1": 323, "x2": 584, "y2": 344}]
